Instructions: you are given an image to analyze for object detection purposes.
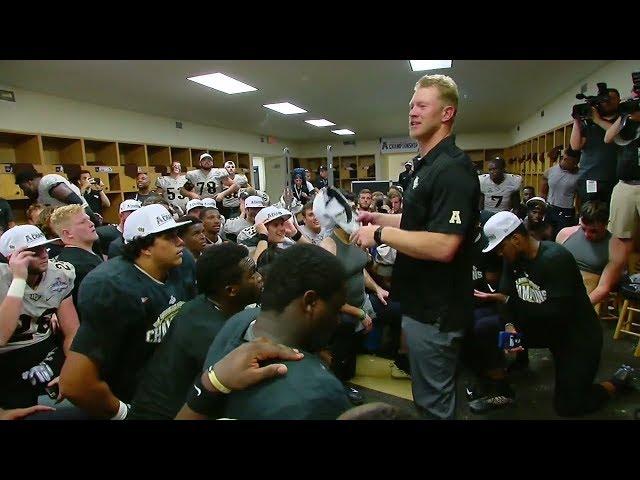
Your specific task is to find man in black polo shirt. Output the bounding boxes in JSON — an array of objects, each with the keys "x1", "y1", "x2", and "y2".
[
  {"x1": 0, "y1": 198, "x2": 15, "y2": 236},
  {"x1": 570, "y1": 88, "x2": 621, "y2": 206},
  {"x1": 352, "y1": 74, "x2": 480, "y2": 419},
  {"x1": 59, "y1": 204, "x2": 195, "y2": 419},
  {"x1": 129, "y1": 243, "x2": 263, "y2": 419}
]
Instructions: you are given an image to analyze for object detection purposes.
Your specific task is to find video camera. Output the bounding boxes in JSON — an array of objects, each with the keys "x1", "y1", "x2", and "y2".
[
  {"x1": 618, "y1": 71, "x2": 640, "y2": 116},
  {"x1": 572, "y1": 82, "x2": 611, "y2": 120}
]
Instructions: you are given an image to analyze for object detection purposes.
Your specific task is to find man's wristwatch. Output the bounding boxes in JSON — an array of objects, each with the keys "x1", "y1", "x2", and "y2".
[{"x1": 374, "y1": 226, "x2": 384, "y2": 246}]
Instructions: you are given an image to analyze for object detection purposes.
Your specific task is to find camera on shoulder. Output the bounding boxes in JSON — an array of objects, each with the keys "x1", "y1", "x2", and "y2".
[{"x1": 572, "y1": 82, "x2": 611, "y2": 120}]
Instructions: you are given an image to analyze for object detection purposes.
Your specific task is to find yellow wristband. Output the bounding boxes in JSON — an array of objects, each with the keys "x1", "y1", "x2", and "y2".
[{"x1": 207, "y1": 367, "x2": 231, "y2": 394}]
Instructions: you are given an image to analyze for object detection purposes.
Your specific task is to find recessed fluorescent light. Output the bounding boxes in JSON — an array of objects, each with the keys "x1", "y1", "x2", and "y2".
[
  {"x1": 187, "y1": 73, "x2": 257, "y2": 94},
  {"x1": 331, "y1": 129, "x2": 355, "y2": 136},
  {"x1": 305, "y1": 119, "x2": 336, "y2": 127},
  {"x1": 409, "y1": 60, "x2": 452, "y2": 71},
  {"x1": 263, "y1": 102, "x2": 307, "y2": 115}
]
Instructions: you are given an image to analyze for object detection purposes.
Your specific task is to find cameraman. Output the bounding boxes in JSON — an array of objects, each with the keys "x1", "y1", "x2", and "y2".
[
  {"x1": 602, "y1": 88, "x2": 640, "y2": 286},
  {"x1": 570, "y1": 88, "x2": 621, "y2": 206}
]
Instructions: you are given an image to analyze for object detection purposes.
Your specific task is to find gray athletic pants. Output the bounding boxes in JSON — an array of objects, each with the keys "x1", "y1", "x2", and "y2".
[{"x1": 402, "y1": 315, "x2": 464, "y2": 420}]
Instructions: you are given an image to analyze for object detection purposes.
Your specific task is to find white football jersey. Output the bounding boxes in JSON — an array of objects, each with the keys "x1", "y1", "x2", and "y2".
[
  {"x1": 222, "y1": 174, "x2": 249, "y2": 208},
  {"x1": 38, "y1": 174, "x2": 89, "y2": 209},
  {"x1": 156, "y1": 175, "x2": 188, "y2": 212},
  {"x1": 224, "y1": 216, "x2": 252, "y2": 237},
  {"x1": 0, "y1": 260, "x2": 75, "y2": 354},
  {"x1": 185, "y1": 168, "x2": 227, "y2": 198},
  {"x1": 298, "y1": 225, "x2": 329, "y2": 245},
  {"x1": 479, "y1": 173, "x2": 523, "y2": 213}
]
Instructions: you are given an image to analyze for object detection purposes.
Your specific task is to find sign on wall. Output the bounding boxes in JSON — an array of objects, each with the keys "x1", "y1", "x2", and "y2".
[{"x1": 380, "y1": 137, "x2": 419, "y2": 154}]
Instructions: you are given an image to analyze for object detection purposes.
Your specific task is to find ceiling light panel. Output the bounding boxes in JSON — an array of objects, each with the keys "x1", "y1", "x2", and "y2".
[
  {"x1": 409, "y1": 60, "x2": 452, "y2": 71},
  {"x1": 187, "y1": 73, "x2": 257, "y2": 94},
  {"x1": 263, "y1": 102, "x2": 307, "y2": 114},
  {"x1": 305, "y1": 119, "x2": 336, "y2": 127},
  {"x1": 331, "y1": 129, "x2": 355, "y2": 135}
]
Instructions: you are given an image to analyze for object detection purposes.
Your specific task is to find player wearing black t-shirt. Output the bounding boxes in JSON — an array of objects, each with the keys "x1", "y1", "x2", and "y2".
[
  {"x1": 130, "y1": 243, "x2": 263, "y2": 419},
  {"x1": 477, "y1": 212, "x2": 638, "y2": 416},
  {"x1": 462, "y1": 211, "x2": 519, "y2": 413},
  {"x1": 59, "y1": 205, "x2": 195, "y2": 419},
  {"x1": 50, "y1": 205, "x2": 103, "y2": 307},
  {"x1": 178, "y1": 244, "x2": 352, "y2": 420}
]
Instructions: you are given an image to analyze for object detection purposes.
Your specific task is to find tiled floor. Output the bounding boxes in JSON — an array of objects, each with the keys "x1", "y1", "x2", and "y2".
[{"x1": 348, "y1": 320, "x2": 640, "y2": 420}]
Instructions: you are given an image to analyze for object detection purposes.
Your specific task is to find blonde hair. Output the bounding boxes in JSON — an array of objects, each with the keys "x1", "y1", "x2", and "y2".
[
  {"x1": 415, "y1": 74, "x2": 459, "y2": 110},
  {"x1": 50, "y1": 204, "x2": 86, "y2": 236}
]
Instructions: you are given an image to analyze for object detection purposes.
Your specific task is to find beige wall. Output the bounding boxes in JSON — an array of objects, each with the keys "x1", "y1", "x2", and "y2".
[
  {"x1": 509, "y1": 60, "x2": 638, "y2": 144},
  {"x1": 383, "y1": 153, "x2": 414, "y2": 183},
  {"x1": 292, "y1": 140, "x2": 380, "y2": 158},
  {"x1": 263, "y1": 155, "x2": 286, "y2": 203},
  {"x1": 0, "y1": 85, "x2": 296, "y2": 156},
  {"x1": 379, "y1": 132, "x2": 512, "y2": 181},
  {"x1": 295, "y1": 132, "x2": 510, "y2": 159},
  {"x1": 295, "y1": 132, "x2": 512, "y2": 181}
]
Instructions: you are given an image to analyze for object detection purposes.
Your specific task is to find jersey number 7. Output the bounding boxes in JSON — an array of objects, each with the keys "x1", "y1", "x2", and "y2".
[{"x1": 491, "y1": 195, "x2": 503, "y2": 208}]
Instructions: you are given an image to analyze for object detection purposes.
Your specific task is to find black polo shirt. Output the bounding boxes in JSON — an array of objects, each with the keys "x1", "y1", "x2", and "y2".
[{"x1": 391, "y1": 135, "x2": 480, "y2": 332}]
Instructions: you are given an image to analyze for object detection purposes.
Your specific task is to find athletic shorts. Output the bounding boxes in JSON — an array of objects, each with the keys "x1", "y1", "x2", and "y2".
[{"x1": 609, "y1": 181, "x2": 640, "y2": 239}]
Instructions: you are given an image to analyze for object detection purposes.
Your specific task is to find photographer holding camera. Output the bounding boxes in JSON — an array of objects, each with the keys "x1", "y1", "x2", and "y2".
[
  {"x1": 570, "y1": 85, "x2": 621, "y2": 206},
  {"x1": 73, "y1": 171, "x2": 110, "y2": 225},
  {"x1": 602, "y1": 73, "x2": 640, "y2": 287}
]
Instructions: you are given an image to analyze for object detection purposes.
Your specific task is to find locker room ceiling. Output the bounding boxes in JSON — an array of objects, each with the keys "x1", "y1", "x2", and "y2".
[{"x1": 0, "y1": 60, "x2": 610, "y2": 143}]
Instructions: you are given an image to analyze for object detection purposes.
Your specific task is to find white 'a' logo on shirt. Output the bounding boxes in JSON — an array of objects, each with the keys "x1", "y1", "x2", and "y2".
[
  {"x1": 413, "y1": 177, "x2": 419, "y2": 189},
  {"x1": 449, "y1": 211, "x2": 461, "y2": 224}
]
